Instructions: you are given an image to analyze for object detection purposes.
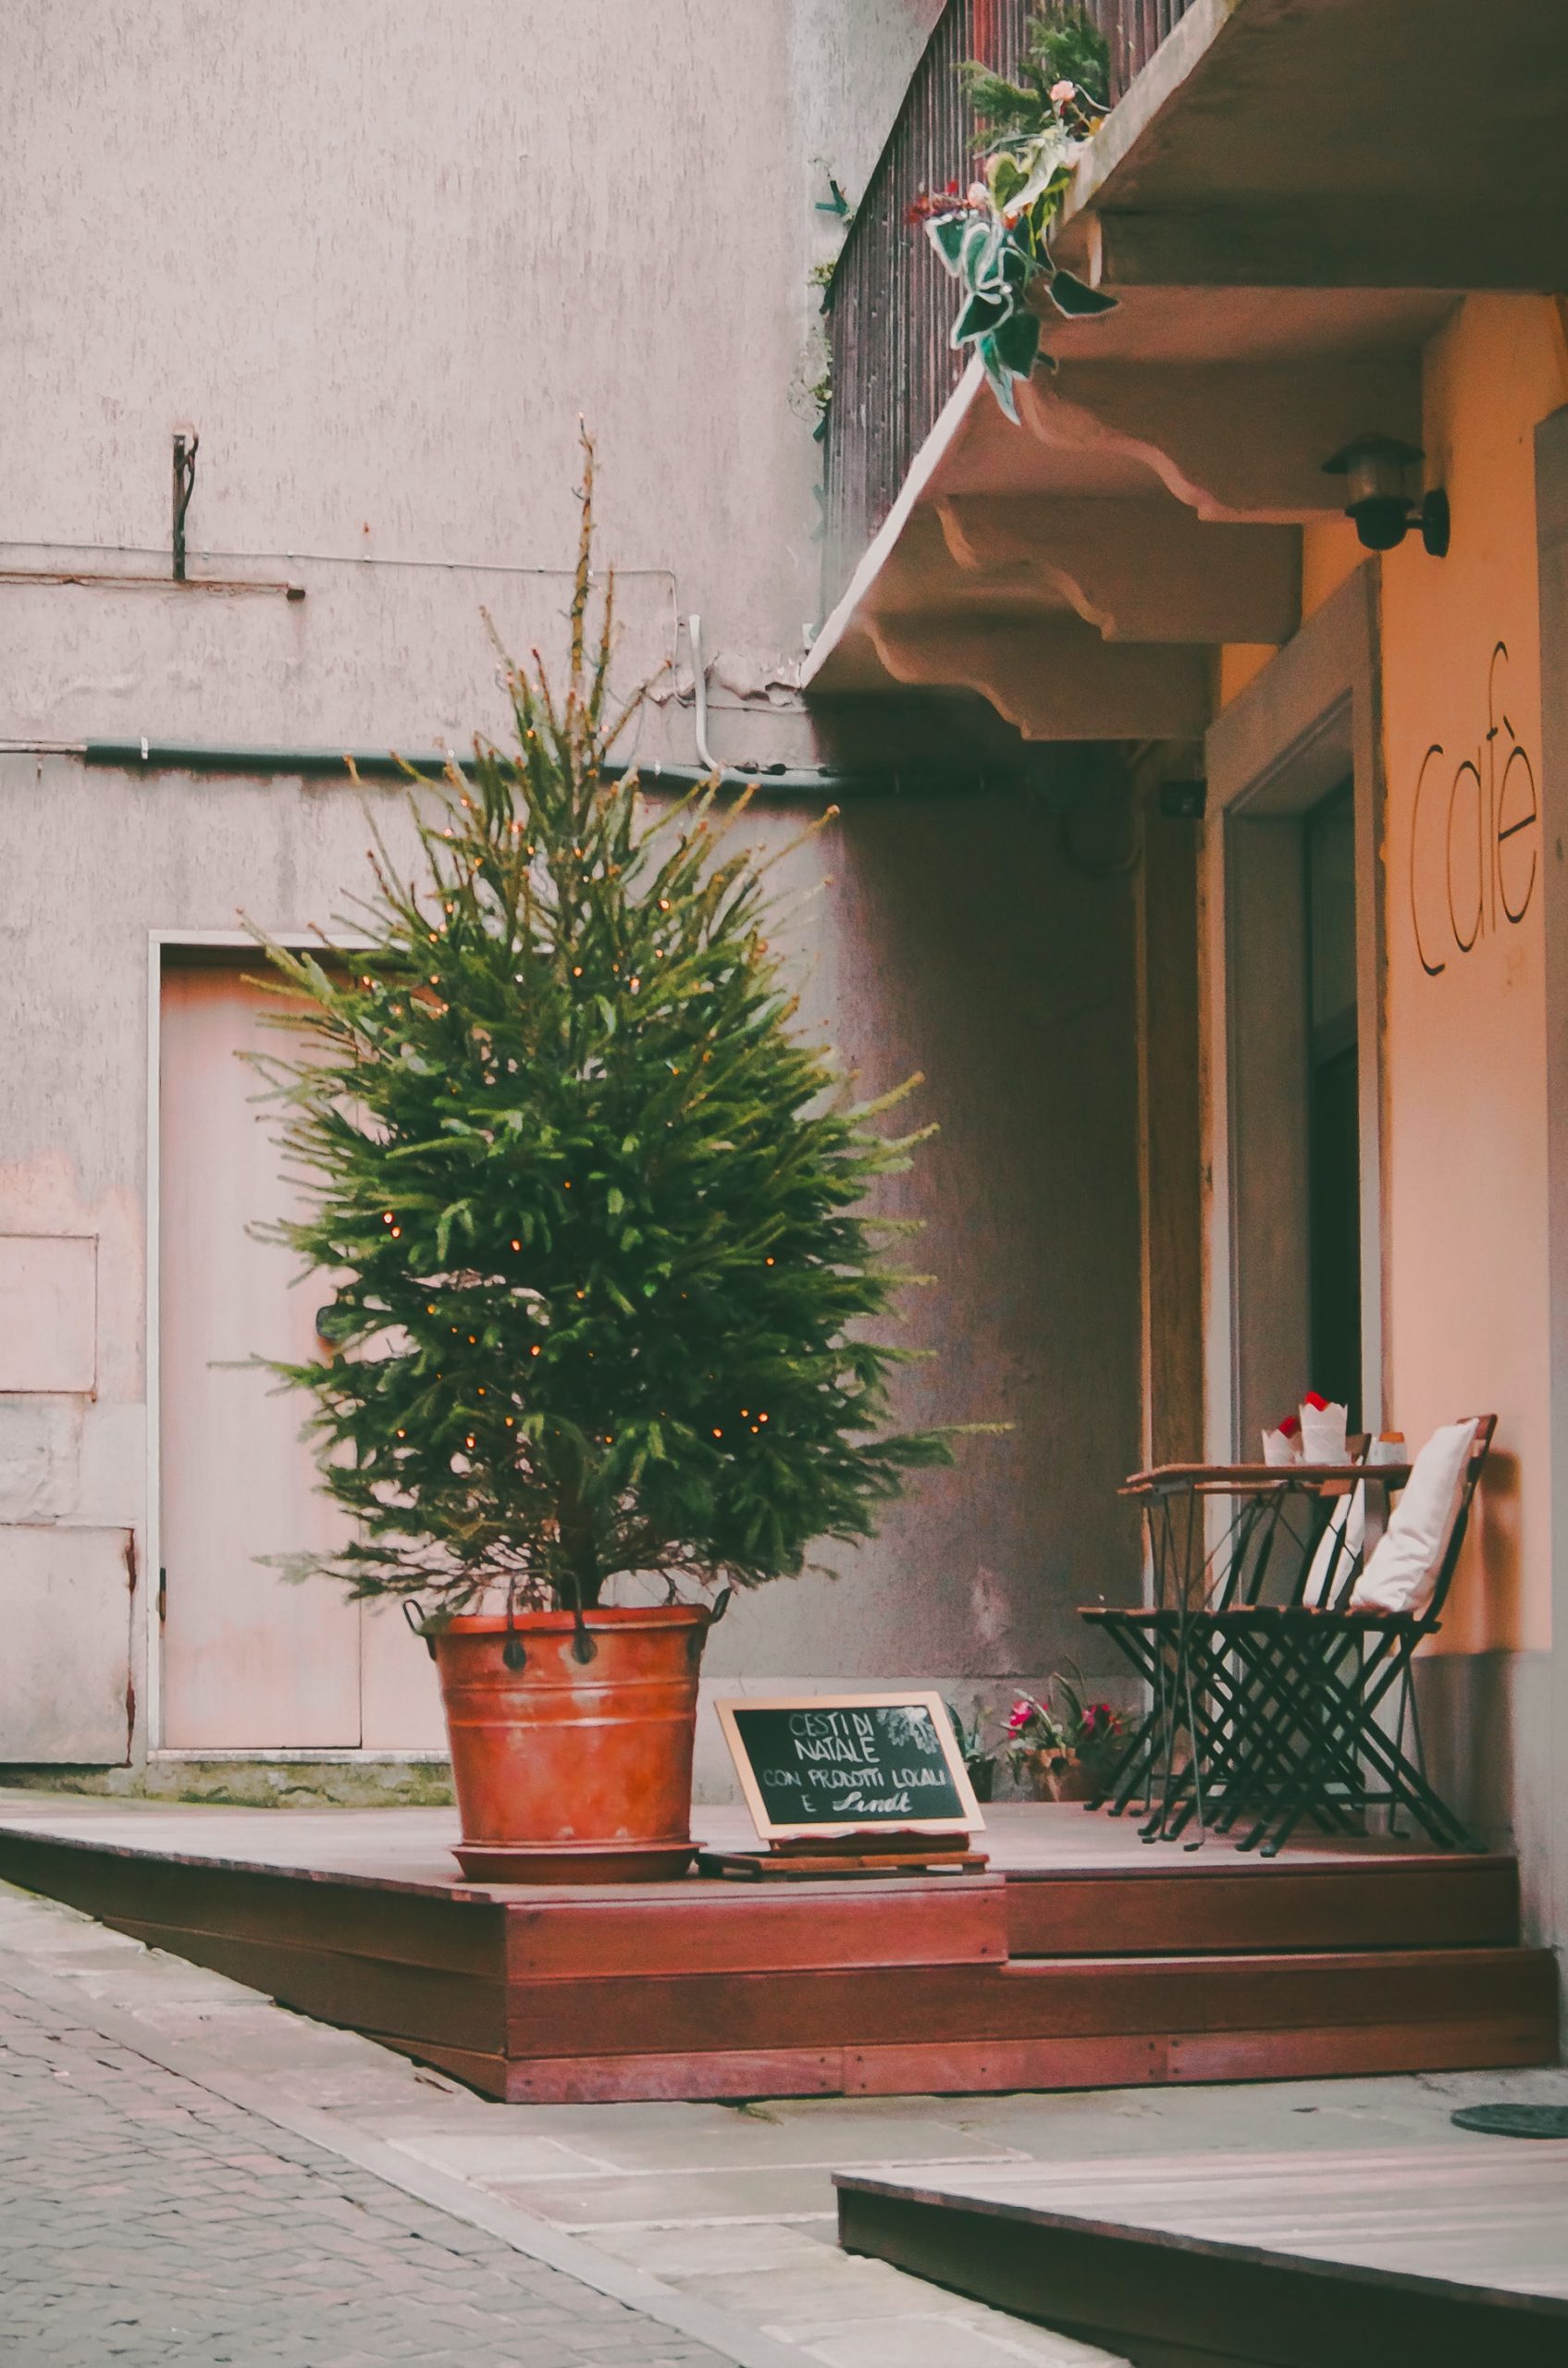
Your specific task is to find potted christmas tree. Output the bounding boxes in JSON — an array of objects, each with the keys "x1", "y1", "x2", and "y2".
[{"x1": 250, "y1": 450, "x2": 956, "y2": 1881}]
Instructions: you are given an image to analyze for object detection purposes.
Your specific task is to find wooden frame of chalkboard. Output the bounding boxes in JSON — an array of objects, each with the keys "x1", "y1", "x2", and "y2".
[{"x1": 714, "y1": 1692, "x2": 985, "y2": 1843}]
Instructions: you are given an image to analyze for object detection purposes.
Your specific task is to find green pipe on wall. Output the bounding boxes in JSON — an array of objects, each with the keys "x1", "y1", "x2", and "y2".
[{"x1": 81, "y1": 738, "x2": 1019, "y2": 800}]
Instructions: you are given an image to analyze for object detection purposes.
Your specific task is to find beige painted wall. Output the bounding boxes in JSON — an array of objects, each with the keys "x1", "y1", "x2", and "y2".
[
  {"x1": 1379, "y1": 295, "x2": 1567, "y2": 1659},
  {"x1": 1206, "y1": 298, "x2": 1568, "y2": 1955},
  {"x1": 1212, "y1": 297, "x2": 1568, "y2": 1662}
]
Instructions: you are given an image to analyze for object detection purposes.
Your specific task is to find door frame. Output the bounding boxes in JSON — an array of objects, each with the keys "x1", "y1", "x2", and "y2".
[
  {"x1": 1201, "y1": 566, "x2": 1389, "y2": 1459},
  {"x1": 144, "y1": 929, "x2": 447, "y2": 1763}
]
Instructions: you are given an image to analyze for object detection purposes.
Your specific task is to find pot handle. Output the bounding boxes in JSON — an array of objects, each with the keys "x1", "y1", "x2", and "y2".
[{"x1": 401, "y1": 1599, "x2": 438, "y2": 1662}]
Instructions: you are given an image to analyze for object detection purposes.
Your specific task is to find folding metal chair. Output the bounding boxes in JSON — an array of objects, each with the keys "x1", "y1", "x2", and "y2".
[
  {"x1": 1081, "y1": 1460, "x2": 1352, "y2": 1839},
  {"x1": 1201, "y1": 1417, "x2": 1494, "y2": 1856}
]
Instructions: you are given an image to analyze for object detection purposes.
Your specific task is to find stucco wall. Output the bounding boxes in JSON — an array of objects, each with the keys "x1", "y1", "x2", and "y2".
[
  {"x1": 1379, "y1": 295, "x2": 1565, "y2": 1663},
  {"x1": 1, "y1": 0, "x2": 942, "y2": 767},
  {"x1": 2, "y1": 3, "x2": 1142, "y2": 1772},
  {"x1": 0, "y1": 743, "x2": 1140, "y2": 1775}
]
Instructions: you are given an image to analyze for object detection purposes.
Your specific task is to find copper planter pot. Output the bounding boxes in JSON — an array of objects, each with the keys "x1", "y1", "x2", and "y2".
[{"x1": 433, "y1": 1604, "x2": 710, "y2": 1883}]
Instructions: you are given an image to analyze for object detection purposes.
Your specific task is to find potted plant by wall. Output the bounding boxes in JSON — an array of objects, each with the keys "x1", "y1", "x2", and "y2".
[
  {"x1": 250, "y1": 450, "x2": 958, "y2": 1881},
  {"x1": 945, "y1": 1699, "x2": 997, "y2": 1802},
  {"x1": 1006, "y1": 1693, "x2": 1073, "y2": 1799},
  {"x1": 1006, "y1": 1672, "x2": 1130, "y2": 1802},
  {"x1": 1052, "y1": 1664, "x2": 1130, "y2": 1799}
]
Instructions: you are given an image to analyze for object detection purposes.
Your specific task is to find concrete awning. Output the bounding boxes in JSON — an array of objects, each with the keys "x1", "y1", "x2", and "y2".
[
  {"x1": 805, "y1": 0, "x2": 1564, "y2": 737},
  {"x1": 1056, "y1": 0, "x2": 1568, "y2": 293}
]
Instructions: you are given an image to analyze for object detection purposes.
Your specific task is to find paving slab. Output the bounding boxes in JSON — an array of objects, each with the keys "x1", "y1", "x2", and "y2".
[
  {"x1": 489, "y1": 2164, "x2": 846, "y2": 2229},
  {"x1": 588, "y1": 2221, "x2": 841, "y2": 2277},
  {"x1": 461, "y1": 2113, "x2": 1029, "y2": 2175},
  {"x1": 0, "y1": 1877, "x2": 1130, "y2": 2365}
]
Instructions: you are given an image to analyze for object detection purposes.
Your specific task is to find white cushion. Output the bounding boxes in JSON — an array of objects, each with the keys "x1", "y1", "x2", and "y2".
[
  {"x1": 1350, "y1": 1419, "x2": 1480, "y2": 1616},
  {"x1": 1303, "y1": 1437, "x2": 1405, "y2": 1606}
]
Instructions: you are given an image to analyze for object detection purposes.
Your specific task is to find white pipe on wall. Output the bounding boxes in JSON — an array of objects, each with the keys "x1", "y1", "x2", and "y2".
[{"x1": 687, "y1": 613, "x2": 720, "y2": 775}]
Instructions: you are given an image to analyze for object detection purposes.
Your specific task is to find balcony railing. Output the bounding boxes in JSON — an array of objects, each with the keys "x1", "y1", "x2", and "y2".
[{"x1": 822, "y1": 0, "x2": 1192, "y2": 606}]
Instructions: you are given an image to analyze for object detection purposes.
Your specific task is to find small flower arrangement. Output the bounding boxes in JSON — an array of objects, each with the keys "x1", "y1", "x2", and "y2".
[
  {"x1": 1007, "y1": 1667, "x2": 1130, "y2": 1799},
  {"x1": 1006, "y1": 1693, "x2": 1070, "y2": 1792},
  {"x1": 912, "y1": 6, "x2": 1118, "y2": 419},
  {"x1": 1068, "y1": 1695, "x2": 1130, "y2": 1781}
]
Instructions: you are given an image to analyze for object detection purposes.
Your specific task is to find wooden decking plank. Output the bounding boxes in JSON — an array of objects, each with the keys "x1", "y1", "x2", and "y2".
[
  {"x1": 479, "y1": 2009, "x2": 1553, "y2": 2103},
  {"x1": 837, "y1": 2185, "x2": 1567, "y2": 2368},
  {"x1": 836, "y1": 2148, "x2": 1568, "y2": 2366},
  {"x1": 1006, "y1": 1858, "x2": 1520, "y2": 1956},
  {"x1": 502, "y1": 1878, "x2": 1006, "y2": 1980},
  {"x1": 845, "y1": 2016, "x2": 1552, "y2": 2096},
  {"x1": 104, "y1": 1919, "x2": 506, "y2": 2052},
  {"x1": 0, "y1": 1832, "x2": 506, "y2": 1976},
  {"x1": 369, "y1": 2031, "x2": 513, "y2": 2100},
  {"x1": 504, "y1": 1948, "x2": 1557, "y2": 2057},
  {"x1": 501, "y1": 2047, "x2": 847, "y2": 2103},
  {"x1": 846, "y1": 2034, "x2": 1168, "y2": 2095},
  {"x1": 1165, "y1": 2015, "x2": 1556, "y2": 2080}
]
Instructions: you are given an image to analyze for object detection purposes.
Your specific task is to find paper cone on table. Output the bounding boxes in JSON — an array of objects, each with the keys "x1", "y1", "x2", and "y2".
[
  {"x1": 1299, "y1": 1396, "x2": 1348, "y2": 1463},
  {"x1": 1262, "y1": 1414, "x2": 1303, "y2": 1465}
]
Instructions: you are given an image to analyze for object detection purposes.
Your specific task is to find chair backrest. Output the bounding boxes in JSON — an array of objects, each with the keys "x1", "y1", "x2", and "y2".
[{"x1": 1423, "y1": 1413, "x2": 1496, "y2": 1625}]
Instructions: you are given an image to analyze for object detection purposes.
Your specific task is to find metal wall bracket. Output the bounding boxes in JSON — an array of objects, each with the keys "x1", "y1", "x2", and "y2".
[{"x1": 172, "y1": 432, "x2": 199, "y2": 581}]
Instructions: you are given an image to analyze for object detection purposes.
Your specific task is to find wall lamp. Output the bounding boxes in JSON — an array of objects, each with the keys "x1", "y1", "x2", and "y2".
[{"x1": 1323, "y1": 434, "x2": 1449, "y2": 556}]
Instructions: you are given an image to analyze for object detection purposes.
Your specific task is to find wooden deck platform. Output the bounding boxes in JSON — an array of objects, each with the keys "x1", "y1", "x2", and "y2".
[
  {"x1": 0, "y1": 1797, "x2": 1555, "y2": 2104},
  {"x1": 836, "y1": 2142, "x2": 1568, "y2": 2367}
]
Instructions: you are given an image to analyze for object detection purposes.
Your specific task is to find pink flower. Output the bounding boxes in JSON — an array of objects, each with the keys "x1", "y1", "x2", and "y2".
[
  {"x1": 968, "y1": 179, "x2": 989, "y2": 207},
  {"x1": 1050, "y1": 79, "x2": 1076, "y2": 105}
]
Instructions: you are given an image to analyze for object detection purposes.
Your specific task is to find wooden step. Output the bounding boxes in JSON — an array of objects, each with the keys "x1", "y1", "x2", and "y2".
[
  {"x1": 498, "y1": 1946, "x2": 1556, "y2": 2057},
  {"x1": 0, "y1": 1816, "x2": 1554, "y2": 2107},
  {"x1": 0, "y1": 1829, "x2": 508, "y2": 1974},
  {"x1": 1004, "y1": 1850, "x2": 1522, "y2": 1955},
  {"x1": 836, "y1": 2149, "x2": 1568, "y2": 2368}
]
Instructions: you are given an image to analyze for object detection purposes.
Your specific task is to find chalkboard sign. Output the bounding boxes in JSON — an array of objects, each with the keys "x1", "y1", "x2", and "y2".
[{"x1": 715, "y1": 1692, "x2": 983, "y2": 1840}]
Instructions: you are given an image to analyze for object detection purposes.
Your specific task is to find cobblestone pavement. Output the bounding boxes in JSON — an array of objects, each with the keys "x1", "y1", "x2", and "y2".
[{"x1": 0, "y1": 1980, "x2": 734, "y2": 2368}]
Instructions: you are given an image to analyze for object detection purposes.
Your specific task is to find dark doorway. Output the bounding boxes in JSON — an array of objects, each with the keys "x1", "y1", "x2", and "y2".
[{"x1": 1305, "y1": 785, "x2": 1362, "y2": 1426}]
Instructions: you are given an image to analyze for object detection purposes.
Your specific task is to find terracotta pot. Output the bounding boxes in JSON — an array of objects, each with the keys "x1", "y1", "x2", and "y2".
[
  {"x1": 432, "y1": 1603, "x2": 710, "y2": 1883},
  {"x1": 1052, "y1": 1756, "x2": 1097, "y2": 1803},
  {"x1": 1023, "y1": 1750, "x2": 1094, "y2": 1804}
]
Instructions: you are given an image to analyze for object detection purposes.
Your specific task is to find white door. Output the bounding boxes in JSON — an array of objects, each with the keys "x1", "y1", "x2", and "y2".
[{"x1": 159, "y1": 964, "x2": 444, "y2": 1749}]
